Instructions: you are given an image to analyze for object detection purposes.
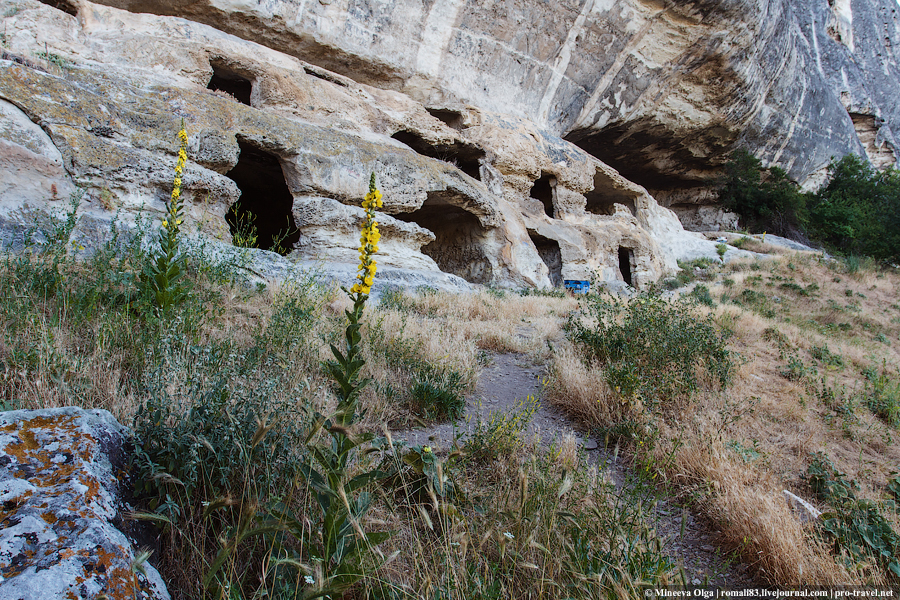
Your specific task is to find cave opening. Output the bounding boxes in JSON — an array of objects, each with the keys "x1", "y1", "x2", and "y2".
[
  {"x1": 618, "y1": 247, "x2": 634, "y2": 286},
  {"x1": 207, "y1": 64, "x2": 253, "y2": 106},
  {"x1": 391, "y1": 130, "x2": 484, "y2": 181},
  {"x1": 36, "y1": 0, "x2": 77, "y2": 16},
  {"x1": 224, "y1": 141, "x2": 299, "y2": 255},
  {"x1": 530, "y1": 172, "x2": 556, "y2": 218},
  {"x1": 585, "y1": 168, "x2": 637, "y2": 216},
  {"x1": 426, "y1": 108, "x2": 465, "y2": 130},
  {"x1": 529, "y1": 232, "x2": 563, "y2": 287},
  {"x1": 395, "y1": 191, "x2": 492, "y2": 283}
]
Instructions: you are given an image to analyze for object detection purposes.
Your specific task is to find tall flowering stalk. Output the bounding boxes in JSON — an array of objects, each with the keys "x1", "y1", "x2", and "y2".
[
  {"x1": 292, "y1": 172, "x2": 390, "y2": 595},
  {"x1": 328, "y1": 172, "x2": 382, "y2": 426},
  {"x1": 143, "y1": 120, "x2": 190, "y2": 314}
]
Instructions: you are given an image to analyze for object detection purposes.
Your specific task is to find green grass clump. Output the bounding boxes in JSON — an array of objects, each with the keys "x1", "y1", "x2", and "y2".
[{"x1": 463, "y1": 395, "x2": 539, "y2": 463}]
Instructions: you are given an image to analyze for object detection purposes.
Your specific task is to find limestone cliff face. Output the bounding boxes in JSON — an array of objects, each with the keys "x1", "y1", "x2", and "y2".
[
  {"x1": 11, "y1": 0, "x2": 855, "y2": 291},
  {"x1": 70, "y1": 0, "x2": 900, "y2": 223}
]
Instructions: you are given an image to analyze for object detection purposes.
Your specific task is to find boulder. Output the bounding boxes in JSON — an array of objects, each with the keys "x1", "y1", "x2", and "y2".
[{"x1": 0, "y1": 407, "x2": 169, "y2": 600}]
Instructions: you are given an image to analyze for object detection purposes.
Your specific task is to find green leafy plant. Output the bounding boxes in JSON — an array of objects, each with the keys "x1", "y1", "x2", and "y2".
[
  {"x1": 861, "y1": 363, "x2": 900, "y2": 427},
  {"x1": 463, "y1": 395, "x2": 540, "y2": 463},
  {"x1": 716, "y1": 243, "x2": 727, "y2": 263},
  {"x1": 141, "y1": 122, "x2": 191, "y2": 315},
  {"x1": 807, "y1": 453, "x2": 900, "y2": 580},
  {"x1": 228, "y1": 203, "x2": 259, "y2": 249},
  {"x1": 717, "y1": 149, "x2": 809, "y2": 237},
  {"x1": 411, "y1": 370, "x2": 467, "y2": 421},
  {"x1": 567, "y1": 292, "x2": 734, "y2": 408},
  {"x1": 811, "y1": 344, "x2": 845, "y2": 369},
  {"x1": 277, "y1": 172, "x2": 391, "y2": 596}
]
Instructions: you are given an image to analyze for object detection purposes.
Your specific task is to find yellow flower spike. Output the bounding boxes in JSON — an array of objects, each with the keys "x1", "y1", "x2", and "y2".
[{"x1": 352, "y1": 173, "x2": 383, "y2": 297}]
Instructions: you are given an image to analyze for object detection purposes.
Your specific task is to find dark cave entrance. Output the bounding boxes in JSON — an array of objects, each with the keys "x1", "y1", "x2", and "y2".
[
  {"x1": 396, "y1": 191, "x2": 492, "y2": 283},
  {"x1": 584, "y1": 168, "x2": 637, "y2": 216},
  {"x1": 529, "y1": 232, "x2": 563, "y2": 287},
  {"x1": 530, "y1": 172, "x2": 556, "y2": 218},
  {"x1": 207, "y1": 64, "x2": 253, "y2": 106},
  {"x1": 618, "y1": 247, "x2": 634, "y2": 286},
  {"x1": 36, "y1": 0, "x2": 78, "y2": 15},
  {"x1": 224, "y1": 141, "x2": 299, "y2": 255},
  {"x1": 391, "y1": 130, "x2": 484, "y2": 181}
]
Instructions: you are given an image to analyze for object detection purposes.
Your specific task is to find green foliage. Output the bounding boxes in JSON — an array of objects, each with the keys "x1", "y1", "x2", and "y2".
[
  {"x1": 862, "y1": 363, "x2": 900, "y2": 427},
  {"x1": 463, "y1": 395, "x2": 540, "y2": 463},
  {"x1": 718, "y1": 149, "x2": 808, "y2": 236},
  {"x1": 141, "y1": 124, "x2": 191, "y2": 316},
  {"x1": 411, "y1": 371, "x2": 466, "y2": 421},
  {"x1": 368, "y1": 314, "x2": 469, "y2": 421},
  {"x1": 567, "y1": 293, "x2": 734, "y2": 407},
  {"x1": 779, "y1": 353, "x2": 817, "y2": 382},
  {"x1": 806, "y1": 154, "x2": 900, "y2": 262},
  {"x1": 132, "y1": 360, "x2": 308, "y2": 517},
  {"x1": 228, "y1": 203, "x2": 259, "y2": 249},
  {"x1": 807, "y1": 453, "x2": 900, "y2": 580},
  {"x1": 517, "y1": 286, "x2": 567, "y2": 298},
  {"x1": 811, "y1": 344, "x2": 845, "y2": 369},
  {"x1": 689, "y1": 284, "x2": 714, "y2": 307},
  {"x1": 379, "y1": 442, "x2": 458, "y2": 505},
  {"x1": 716, "y1": 243, "x2": 727, "y2": 263}
]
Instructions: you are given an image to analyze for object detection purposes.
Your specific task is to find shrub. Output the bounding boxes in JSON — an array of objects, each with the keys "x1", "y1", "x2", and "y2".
[
  {"x1": 717, "y1": 149, "x2": 808, "y2": 236},
  {"x1": 566, "y1": 292, "x2": 734, "y2": 408}
]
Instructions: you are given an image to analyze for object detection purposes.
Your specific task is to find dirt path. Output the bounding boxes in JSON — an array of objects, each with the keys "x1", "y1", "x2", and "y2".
[{"x1": 395, "y1": 351, "x2": 756, "y2": 588}]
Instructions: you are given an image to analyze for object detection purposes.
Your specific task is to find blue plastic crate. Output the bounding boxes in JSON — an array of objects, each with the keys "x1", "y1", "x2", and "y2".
[{"x1": 564, "y1": 280, "x2": 590, "y2": 294}]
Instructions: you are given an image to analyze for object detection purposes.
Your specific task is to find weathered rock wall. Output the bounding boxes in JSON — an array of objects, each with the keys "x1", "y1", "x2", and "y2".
[
  {"x1": 75, "y1": 0, "x2": 900, "y2": 227},
  {"x1": 0, "y1": 0, "x2": 733, "y2": 291}
]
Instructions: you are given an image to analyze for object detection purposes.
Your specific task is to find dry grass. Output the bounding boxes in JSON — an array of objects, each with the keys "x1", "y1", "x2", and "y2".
[
  {"x1": 5, "y1": 236, "x2": 899, "y2": 591},
  {"x1": 541, "y1": 251, "x2": 900, "y2": 586}
]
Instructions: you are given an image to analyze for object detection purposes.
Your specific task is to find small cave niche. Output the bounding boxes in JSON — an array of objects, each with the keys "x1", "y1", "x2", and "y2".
[
  {"x1": 207, "y1": 64, "x2": 253, "y2": 106},
  {"x1": 36, "y1": 0, "x2": 78, "y2": 16},
  {"x1": 395, "y1": 191, "x2": 492, "y2": 284},
  {"x1": 529, "y1": 232, "x2": 563, "y2": 288},
  {"x1": 585, "y1": 169, "x2": 637, "y2": 216},
  {"x1": 530, "y1": 172, "x2": 556, "y2": 218},
  {"x1": 426, "y1": 108, "x2": 465, "y2": 130},
  {"x1": 391, "y1": 130, "x2": 485, "y2": 181},
  {"x1": 618, "y1": 246, "x2": 634, "y2": 286},
  {"x1": 224, "y1": 141, "x2": 299, "y2": 255}
]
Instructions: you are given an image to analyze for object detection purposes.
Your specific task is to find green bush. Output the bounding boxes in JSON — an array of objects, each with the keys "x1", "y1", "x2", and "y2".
[
  {"x1": 807, "y1": 154, "x2": 900, "y2": 262},
  {"x1": 717, "y1": 149, "x2": 809, "y2": 236},
  {"x1": 566, "y1": 292, "x2": 734, "y2": 407},
  {"x1": 463, "y1": 395, "x2": 539, "y2": 463}
]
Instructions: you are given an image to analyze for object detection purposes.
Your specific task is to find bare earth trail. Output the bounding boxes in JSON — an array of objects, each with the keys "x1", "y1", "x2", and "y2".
[{"x1": 395, "y1": 351, "x2": 756, "y2": 589}]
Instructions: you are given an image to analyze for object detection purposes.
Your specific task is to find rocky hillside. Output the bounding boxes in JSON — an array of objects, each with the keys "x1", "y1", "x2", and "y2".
[{"x1": 1, "y1": 0, "x2": 897, "y2": 288}]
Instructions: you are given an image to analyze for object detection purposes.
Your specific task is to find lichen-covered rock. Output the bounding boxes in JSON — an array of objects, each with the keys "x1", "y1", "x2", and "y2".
[{"x1": 0, "y1": 407, "x2": 169, "y2": 600}]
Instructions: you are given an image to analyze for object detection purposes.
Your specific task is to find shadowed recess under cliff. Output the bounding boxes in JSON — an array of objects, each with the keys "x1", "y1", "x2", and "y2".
[
  {"x1": 396, "y1": 191, "x2": 492, "y2": 284},
  {"x1": 225, "y1": 141, "x2": 300, "y2": 254}
]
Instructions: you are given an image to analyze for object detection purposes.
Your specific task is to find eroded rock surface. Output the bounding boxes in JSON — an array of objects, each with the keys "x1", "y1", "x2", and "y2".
[
  {"x1": 0, "y1": 407, "x2": 169, "y2": 600},
  {"x1": 66, "y1": 0, "x2": 900, "y2": 226}
]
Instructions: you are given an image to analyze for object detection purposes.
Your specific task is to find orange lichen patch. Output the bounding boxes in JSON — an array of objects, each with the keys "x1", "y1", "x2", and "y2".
[
  {"x1": 60, "y1": 548, "x2": 75, "y2": 560},
  {"x1": 41, "y1": 511, "x2": 58, "y2": 524},
  {"x1": 77, "y1": 546, "x2": 145, "y2": 600}
]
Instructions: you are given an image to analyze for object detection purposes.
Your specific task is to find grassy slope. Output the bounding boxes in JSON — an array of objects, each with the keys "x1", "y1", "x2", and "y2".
[{"x1": 2, "y1": 230, "x2": 898, "y2": 595}]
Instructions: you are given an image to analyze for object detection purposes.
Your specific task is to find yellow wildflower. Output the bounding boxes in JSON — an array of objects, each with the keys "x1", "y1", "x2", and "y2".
[{"x1": 352, "y1": 174, "x2": 383, "y2": 296}]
